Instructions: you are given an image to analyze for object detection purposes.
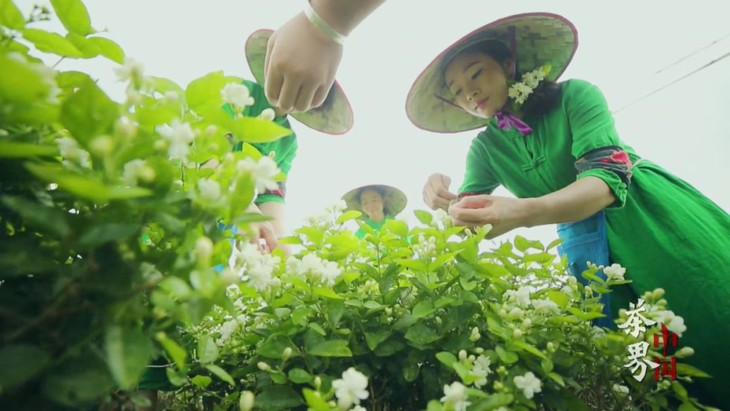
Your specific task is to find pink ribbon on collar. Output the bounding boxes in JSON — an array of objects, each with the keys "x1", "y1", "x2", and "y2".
[{"x1": 495, "y1": 111, "x2": 532, "y2": 135}]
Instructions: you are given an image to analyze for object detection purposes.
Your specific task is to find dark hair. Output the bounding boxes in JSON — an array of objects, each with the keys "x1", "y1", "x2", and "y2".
[{"x1": 443, "y1": 40, "x2": 561, "y2": 118}]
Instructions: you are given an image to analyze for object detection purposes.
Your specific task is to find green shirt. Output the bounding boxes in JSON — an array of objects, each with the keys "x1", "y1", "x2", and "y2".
[
  {"x1": 459, "y1": 79, "x2": 730, "y2": 404},
  {"x1": 355, "y1": 214, "x2": 394, "y2": 239},
  {"x1": 224, "y1": 80, "x2": 298, "y2": 204}
]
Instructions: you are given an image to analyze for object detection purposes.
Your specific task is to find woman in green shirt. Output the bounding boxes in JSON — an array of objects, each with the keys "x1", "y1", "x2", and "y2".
[
  {"x1": 342, "y1": 184, "x2": 407, "y2": 238},
  {"x1": 408, "y1": 13, "x2": 729, "y2": 406}
]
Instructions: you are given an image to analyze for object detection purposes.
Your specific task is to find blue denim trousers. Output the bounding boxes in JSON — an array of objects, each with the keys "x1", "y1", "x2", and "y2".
[{"x1": 556, "y1": 210, "x2": 614, "y2": 329}]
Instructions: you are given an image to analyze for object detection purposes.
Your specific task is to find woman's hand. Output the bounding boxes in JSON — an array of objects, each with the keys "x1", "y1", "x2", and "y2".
[
  {"x1": 244, "y1": 204, "x2": 279, "y2": 253},
  {"x1": 264, "y1": 12, "x2": 343, "y2": 113},
  {"x1": 422, "y1": 173, "x2": 457, "y2": 211},
  {"x1": 448, "y1": 194, "x2": 531, "y2": 238}
]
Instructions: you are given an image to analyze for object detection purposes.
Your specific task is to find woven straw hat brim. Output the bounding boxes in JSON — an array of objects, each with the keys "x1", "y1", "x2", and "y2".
[
  {"x1": 342, "y1": 184, "x2": 408, "y2": 217},
  {"x1": 406, "y1": 13, "x2": 578, "y2": 133}
]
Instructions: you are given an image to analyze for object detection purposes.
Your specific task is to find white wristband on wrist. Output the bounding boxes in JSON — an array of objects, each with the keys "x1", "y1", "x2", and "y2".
[{"x1": 304, "y1": 1, "x2": 347, "y2": 45}]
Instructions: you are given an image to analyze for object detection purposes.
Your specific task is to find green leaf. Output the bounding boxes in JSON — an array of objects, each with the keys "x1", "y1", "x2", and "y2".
[
  {"x1": 546, "y1": 238, "x2": 563, "y2": 251},
  {"x1": 230, "y1": 116, "x2": 292, "y2": 143},
  {"x1": 397, "y1": 259, "x2": 428, "y2": 271},
  {"x1": 288, "y1": 368, "x2": 313, "y2": 384},
  {"x1": 88, "y1": 37, "x2": 125, "y2": 63},
  {"x1": 314, "y1": 287, "x2": 344, "y2": 300},
  {"x1": 185, "y1": 71, "x2": 227, "y2": 110},
  {"x1": 0, "y1": 53, "x2": 54, "y2": 105},
  {"x1": 547, "y1": 372, "x2": 566, "y2": 387},
  {"x1": 158, "y1": 277, "x2": 192, "y2": 299},
  {"x1": 414, "y1": 209, "x2": 433, "y2": 225},
  {"x1": 258, "y1": 335, "x2": 299, "y2": 359},
  {"x1": 678, "y1": 402, "x2": 699, "y2": 411},
  {"x1": 1, "y1": 195, "x2": 70, "y2": 238},
  {"x1": 336, "y1": 209, "x2": 362, "y2": 225},
  {"x1": 412, "y1": 300, "x2": 436, "y2": 319},
  {"x1": 50, "y1": 0, "x2": 93, "y2": 35},
  {"x1": 42, "y1": 356, "x2": 115, "y2": 406},
  {"x1": 302, "y1": 388, "x2": 330, "y2": 411},
  {"x1": 541, "y1": 358, "x2": 554, "y2": 373},
  {"x1": 156, "y1": 333, "x2": 187, "y2": 370},
  {"x1": 26, "y1": 163, "x2": 152, "y2": 202},
  {"x1": 257, "y1": 385, "x2": 303, "y2": 411},
  {"x1": 0, "y1": 0, "x2": 25, "y2": 29},
  {"x1": 403, "y1": 361, "x2": 420, "y2": 382},
  {"x1": 308, "y1": 340, "x2": 352, "y2": 357},
  {"x1": 510, "y1": 340, "x2": 548, "y2": 360},
  {"x1": 22, "y1": 28, "x2": 83, "y2": 57},
  {"x1": 364, "y1": 329, "x2": 391, "y2": 351},
  {"x1": 676, "y1": 363, "x2": 710, "y2": 378},
  {"x1": 567, "y1": 307, "x2": 605, "y2": 321},
  {"x1": 0, "y1": 141, "x2": 57, "y2": 158},
  {"x1": 308, "y1": 323, "x2": 327, "y2": 336},
  {"x1": 191, "y1": 375, "x2": 212, "y2": 388},
  {"x1": 495, "y1": 346, "x2": 519, "y2": 364},
  {"x1": 197, "y1": 336, "x2": 219, "y2": 364},
  {"x1": 59, "y1": 76, "x2": 118, "y2": 144},
  {"x1": 435, "y1": 351, "x2": 458, "y2": 367},
  {"x1": 65, "y1": 33, "x2": 100, "y2": 58},
  {"x1": 327, "y1": 300, "x2": 345, "y2": 327},
  {"x1": 0, "y1": 345, "x2": 50, "y2": 390},
  {"x1": 205, "y1": 364, "x2": 235, "y2": 386},
  {"x1": 546, "y1": 290, "x2": 571, "y2": 308},
  {"x1": 384, "y1": 219, "x2": 409, "y2": 237},
  {"x1": 105, "y1": 326, "x2": 152, "y2": 389},
  {"x1": 404, "y1": 323, "x2": 442, "y2": 345}
]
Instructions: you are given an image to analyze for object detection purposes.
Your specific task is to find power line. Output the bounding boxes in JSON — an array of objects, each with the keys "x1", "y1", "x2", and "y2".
[
  {"x1": 614, "y1": 50, "x2": 730, "y2": 114},
  {"x1": 653, "y1": 32, "x2": 730, "y2": 76}
]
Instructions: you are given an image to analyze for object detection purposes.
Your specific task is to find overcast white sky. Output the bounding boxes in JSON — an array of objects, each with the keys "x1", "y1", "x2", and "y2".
[{"x1": 25, "y1": 0, "x2": 730, "y2": 247}]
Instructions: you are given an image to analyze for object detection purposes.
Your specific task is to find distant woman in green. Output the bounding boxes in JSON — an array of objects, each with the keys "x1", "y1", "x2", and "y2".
[
  {"x1": 342, "y1": 184, "x2": 407, "y2": 238},
  {"x1": 409, "y1": 13, "x2": 730, "y2": 406}
]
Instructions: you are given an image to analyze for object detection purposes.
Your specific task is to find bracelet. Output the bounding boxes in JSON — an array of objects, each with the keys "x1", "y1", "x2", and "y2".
[{"x1": 303, "y1": 1, "x2": 347, "y2": 45}]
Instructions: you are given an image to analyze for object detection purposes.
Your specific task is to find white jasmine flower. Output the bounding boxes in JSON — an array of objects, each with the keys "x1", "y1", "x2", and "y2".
[
  {"x1": 258, "y1": 108, "x2": 276, "y2": 121},
  {"x1": 470, "y1": 355, "x2": 492, "y2": 388},
  {"x1": 247, "y1": 263, "x2": 279, "y2": 292},
  {"x1": 56, "y1": 137, "x2": 90, "y2": 167},
  {"x1": 514, "y1": 371, "x2": 542, "y2": 399},
  {"x1": 440, "y1": 381, "x2": 470, "y2": 411},
  {"x1": 299, "y1": 253, "x2": 322, "y2": 273},
  {"x1": 236, "y1": 157, "x2": 280, "y2": 194},
  {"x1": 217, "y1": 319, "x2": 238, "y2": 346},
  {"x1": 197, "y1": 178, "x2": 221, "y2": 202},
  {"x1": 665, "y1": 315, "x2": 686, "y2": 337},
  {"x1": 156, "y1": 119, "x2": 195, "y2": 160},
  {"x1": 332, "y1": 367, "x2": 369, "y2": 409},
  {"x1": 351, "y1": 406, "x2": 367, "y2": 411},
  {"x1": 320, "y1": 260, "x2": 342, "y2": 286},
  {"x1": 114, "y1": 58, "x2": 145, "y2": 82},
  {"x1": 121, "y1": 159, "x2": 146, "y2": 186},
  {"x1": 604, "y1": 263, "x2": 626, "y2": 281},
  {"x1": 221, "y1": 82, "x2": 254, "y2": 108},
  {"x1": 532, "y1": 298, "x2": 560, "y2": 314},
  {"x1": 505, "y1": 286, "x2": 531, "y2": 307}
]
